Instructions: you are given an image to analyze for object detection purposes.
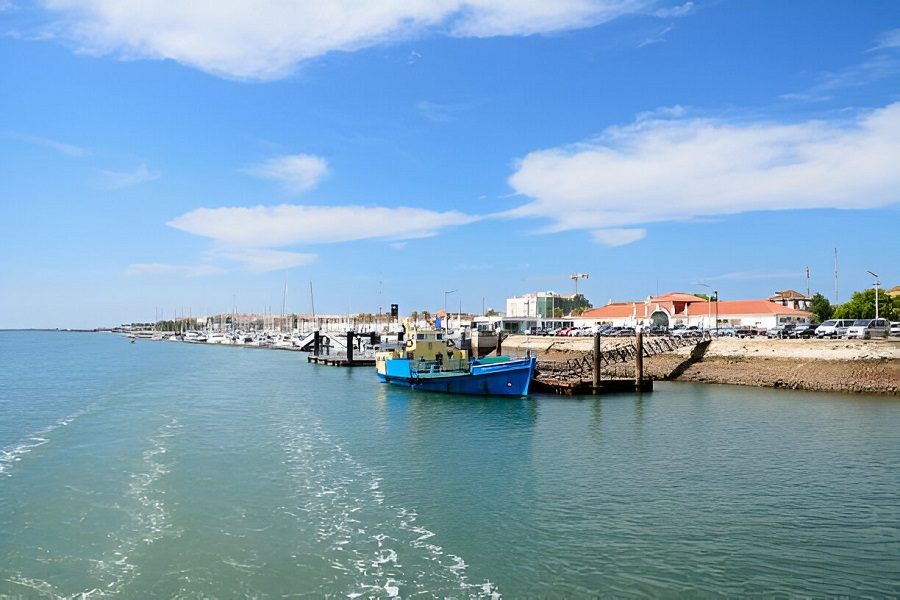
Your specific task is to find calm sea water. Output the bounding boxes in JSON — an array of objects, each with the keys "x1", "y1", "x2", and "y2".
[{"x1": 1, "y1": 331, "x2": 898, "y2": 598}]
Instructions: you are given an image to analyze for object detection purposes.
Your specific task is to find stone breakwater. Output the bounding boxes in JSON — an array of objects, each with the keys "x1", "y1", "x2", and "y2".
[{"x1": 504, "y1": 336, "x2": 900, "y2": 395}]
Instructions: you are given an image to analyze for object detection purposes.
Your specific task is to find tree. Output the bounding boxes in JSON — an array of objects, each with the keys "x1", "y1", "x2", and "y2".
[
  {"x1": 832, "y1": 288, "x2": 897, "y2": 320},
  {"x1": 809, "y1": 293, "x2": 833, "y2": 322},
  {"x1": 485, "y1": 309, "x2": 499, "y2": 317},
  {"x1": 572, "y1": 294, "x2": 593, "y2": 310}
]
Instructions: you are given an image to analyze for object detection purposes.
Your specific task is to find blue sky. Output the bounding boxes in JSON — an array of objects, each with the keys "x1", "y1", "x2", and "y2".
[{"x1": 1, "y1": 1, "x2": 898, "y2": 328}]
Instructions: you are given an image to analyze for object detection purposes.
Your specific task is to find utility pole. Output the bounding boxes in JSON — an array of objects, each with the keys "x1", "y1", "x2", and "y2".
[{"x1": 805, "y1": 266, "x2": 810, "y2": 299}]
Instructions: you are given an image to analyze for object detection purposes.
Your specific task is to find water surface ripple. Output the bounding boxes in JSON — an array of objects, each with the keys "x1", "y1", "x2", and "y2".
[{"x1": 1, "y1": 331, "x2": 898, "y2": 597}]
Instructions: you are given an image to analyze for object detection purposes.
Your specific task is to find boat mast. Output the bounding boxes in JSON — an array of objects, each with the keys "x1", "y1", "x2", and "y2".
[{"x1": 310, "y1": 281, "x2": 316, "y2": 331}]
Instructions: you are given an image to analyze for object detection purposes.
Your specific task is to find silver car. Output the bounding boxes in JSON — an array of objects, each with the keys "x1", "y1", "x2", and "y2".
[
  {"x1": 845, "y1": 318, "x2": 891, "y2": 339},
  {"x1": 815, "y1": 319, "x2": 855, "y2": 339}
]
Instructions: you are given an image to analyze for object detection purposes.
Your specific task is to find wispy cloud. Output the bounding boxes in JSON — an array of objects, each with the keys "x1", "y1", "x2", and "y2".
[
  {"x1": 871, "y1": 28, "x2": 900, "y2": 51},
  {"x1": 652, "y1": 1, "x2": 693, "y2": 18},
  {"x1": 168, "y1": 204, "x2": 479, "y2": 248},
  {"x1": 97, "y1": 163, "x2": 160, "y2": 189},
  {"x1": 505, "y1": 102, "x2": 900, "y2": 241},
  {"x1": 416, "y1": 100, "x2": 472, "y2": 123},
  {"x1": 637, "y1": 24, "x2": 672, "y2": 48},
  {"x1": 35, "y1": 1, "x2": 651, "y2": 80},
  {"x1": 208, "y1": 248, "x2": 317, "y2": 273},
  {"x1": 782, "y1": 28, "x2": 900, "y2": 102},
  {"x1": 591, "y1": 228, "x2": 646, "y2": 246},
  {"x1": 243, "y1": 154, "x2": 328, "y2": 193},
  {"x1": 11, "y1": 132, "x2": 89, "y2": 157},
  {"x1": 389, "y1": 242, "x2": 408, "y2": 250},
  {"x1": 124, "y1": 263, "x2": 224, "y2": 277}
]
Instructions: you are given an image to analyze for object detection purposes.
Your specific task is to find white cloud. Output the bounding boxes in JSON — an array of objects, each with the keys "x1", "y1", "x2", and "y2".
[
  {"x1": 244, "y1": 154, "x2": 328, "y2": 193},
  {"x1": 389, "y1": 242, "x2": 408, "y2": 250},
  {"x1": 637, "y1": 24, "x2": 672, "y2": 48},
  {"x1": 209, "y1": 248, "x2": 317, "y2": 273},
  {"x1": 167, "y1": 204, "x2": 479, "y2": 247},
  {"x1": 125, "y1": 263, "x2": 223, "y2": 277},
  {"x1": 12, "y1": 132, "x2": 89, "y2": 156},
  {"x1": 652, "y1": 1, "x2": 692, "y2": 18},
  {"x1": 506, "y1": 103, "x2": 900, "y2": 237},
  {"x1": 871, "y1": 28, "x2": 900, "y2": 51},
  {"x1": 591, "y1": 228, "x2": 645, "y2": 246},
  {"x1": 38, "y1": 0, "x2": 648, "y2": 80},
  {"x1": 97, "y1": 163, "x2": 159, "y2": 189}
]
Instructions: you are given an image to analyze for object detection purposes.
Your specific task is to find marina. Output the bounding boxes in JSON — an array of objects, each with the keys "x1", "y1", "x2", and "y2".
[{"x1": 1, "y1": 330, "x2": 898, "y2": 598}]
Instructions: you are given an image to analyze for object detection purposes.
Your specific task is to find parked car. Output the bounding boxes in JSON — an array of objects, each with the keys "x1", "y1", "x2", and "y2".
[
  {"x1": 790, "y1": 323, "x2": 819, "y2": 339},
  {"x1": 846, "y1": 318, "x2": 891, "y2": 339},
  {"x1": 736, "y1": 326, "x2": 764, "y2": 338},
  {"x1": 815, "y1": 319, "x2": 855, "y2": 339},
  {"x1": 892, "y1": 322, "x2": 900, "y2": 337},
  {"x1": 714, "y1": 326, "x2": 736, "y2": 337},
  {"x1": 672, "y1": 326, "x2": 702, "y2": 338},
  {"x1": 647, "y1": 324, "x2": 669, "y2": 336},
  {"x1": 766, "y1": 324, "x2": 794, "y2": 339},
  {"x1": 613, "y1": 327, "x2": 636, "y2": 337}
]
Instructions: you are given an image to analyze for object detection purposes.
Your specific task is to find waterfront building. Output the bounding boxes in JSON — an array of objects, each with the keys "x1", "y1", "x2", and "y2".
[
  {"x1": 506, "y1": 291, "x2": 582, "y2": 318},
  {"x1": 581, "y1": 292, "x2": 812, "y2": 330}
]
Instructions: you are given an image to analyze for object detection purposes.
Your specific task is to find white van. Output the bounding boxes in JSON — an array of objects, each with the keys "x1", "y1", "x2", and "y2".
[
  {"x1": 845, "y1": 318, "x2": 891, "y2": 340},
  {"x1": 815, "y1": 319, "x2": 855, "y2": 339}
]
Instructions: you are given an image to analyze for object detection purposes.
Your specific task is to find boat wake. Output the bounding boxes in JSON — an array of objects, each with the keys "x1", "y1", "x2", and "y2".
[
  {"x1": 279, "y1": 415, "x2": 501, "y2": 598},
  {"x1": 0, "y1": 408, "x2": 93, "y2": 477}
]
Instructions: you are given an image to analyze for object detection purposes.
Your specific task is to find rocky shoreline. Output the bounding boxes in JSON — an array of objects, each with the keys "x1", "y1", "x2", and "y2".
[{"x1": 503, "y1": 335, "x2": 900, "y2": 395}]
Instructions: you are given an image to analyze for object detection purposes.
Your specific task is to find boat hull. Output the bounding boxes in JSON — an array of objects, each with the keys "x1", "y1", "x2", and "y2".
[{"x1": 378, "y1": 357, "x2": 536, "y2": 396}]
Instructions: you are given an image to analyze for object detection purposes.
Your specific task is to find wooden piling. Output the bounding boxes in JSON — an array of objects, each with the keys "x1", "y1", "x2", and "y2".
[
  {"x1": 313, "y1": 330, "x2": 320, "y2": 356},
  {"x1": 635, "y1": 330, "x2": 644, "y2": 390},
  {"x1": 592, "y1": 332, "x2": 602, "y2": 392},
  {"x1": 495, "y1": 332, "x2": 503, "y2": 356},
  {"x1": 346, "y1": 330, "x2": 354, "y2": 363}
]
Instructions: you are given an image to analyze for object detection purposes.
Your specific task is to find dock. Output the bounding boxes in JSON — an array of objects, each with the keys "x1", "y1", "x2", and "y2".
[
  {"x1": 307, "y1": 355, "x2": 375, "y2": 367},
  {"x1": 306, "y1": 330, "x2": 378, "y2": 367},
  {"x1": 532, "y1": 331, "x2": 710, "y2": 395}
]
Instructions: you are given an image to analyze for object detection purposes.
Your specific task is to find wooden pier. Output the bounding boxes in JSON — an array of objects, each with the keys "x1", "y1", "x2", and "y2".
[{"x1": 307, "y1": 355, "x2": 375, "y2": 367}]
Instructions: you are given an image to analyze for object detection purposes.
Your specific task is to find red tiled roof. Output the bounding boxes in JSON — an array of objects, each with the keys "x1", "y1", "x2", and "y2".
[
  {"x1": 770, "y1": 289, "x2": 808, "y2": 300},
  {"x1": 650, "y1": 292, "x2": 707, "y2": 303},
  {"x1": 581, "y1": 298, "x2": 812, "y2": 319}
]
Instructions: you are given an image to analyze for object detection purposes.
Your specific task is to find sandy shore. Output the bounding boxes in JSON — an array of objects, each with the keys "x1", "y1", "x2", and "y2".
[{"x1": 503, "y1": 335, "x2": 900, "y2": 395}]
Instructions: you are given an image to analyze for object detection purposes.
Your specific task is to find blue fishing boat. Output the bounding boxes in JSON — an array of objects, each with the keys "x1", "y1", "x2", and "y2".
[{"x1": 375, "y1": 328, "x2": 536, "y2": 396}]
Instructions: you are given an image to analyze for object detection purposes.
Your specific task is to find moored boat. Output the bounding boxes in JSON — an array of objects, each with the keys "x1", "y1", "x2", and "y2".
[{"x1": 375, "y1": 328, "x2": 536, "y2": 396}]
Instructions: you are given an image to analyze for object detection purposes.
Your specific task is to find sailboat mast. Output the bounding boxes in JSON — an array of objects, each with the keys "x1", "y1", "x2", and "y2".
[{"x1": 310, "y1": 281, "x2": 316, "y2": 331}]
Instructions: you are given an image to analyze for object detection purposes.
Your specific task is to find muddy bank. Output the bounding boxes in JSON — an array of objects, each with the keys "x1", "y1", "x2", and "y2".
[{"x1": 503, "y1": 335, "x2": 900, "y2": 395}]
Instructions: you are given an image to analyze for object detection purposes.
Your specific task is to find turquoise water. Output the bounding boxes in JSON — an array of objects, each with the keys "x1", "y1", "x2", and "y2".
[{"x1": 1, "y1": 331, "x2": 898, "y2": 598}]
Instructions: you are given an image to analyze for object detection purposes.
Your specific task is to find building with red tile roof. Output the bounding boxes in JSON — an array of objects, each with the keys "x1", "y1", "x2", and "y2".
[{"x1": 580, "y1": 292, "x2": 812, "y2": 330}]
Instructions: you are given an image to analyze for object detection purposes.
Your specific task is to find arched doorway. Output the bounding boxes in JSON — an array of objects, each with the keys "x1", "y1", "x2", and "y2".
[{"x1": 650, "y1": 310, "x2": 669, "y2": 329}]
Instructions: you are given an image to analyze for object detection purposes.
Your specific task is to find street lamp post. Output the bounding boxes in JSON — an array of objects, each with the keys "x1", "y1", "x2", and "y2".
[
  {"x1": 444, "y1": 290, "x2": 457, "y2": 331},
  {"x1": 714, "y1": 290, "x2": 719, "y2": 334},
  {"x1": 866, "y1": 271, "x2": 880, "y2": 320}
]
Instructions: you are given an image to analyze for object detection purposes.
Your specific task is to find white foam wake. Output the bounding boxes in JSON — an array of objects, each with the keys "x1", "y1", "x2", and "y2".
[
  {"x1": 0, "y1": 408, "x2": 92, "y2": 477},
  {"x1": 278, "y1": 413, "x2": 501, "y2": 598}
]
